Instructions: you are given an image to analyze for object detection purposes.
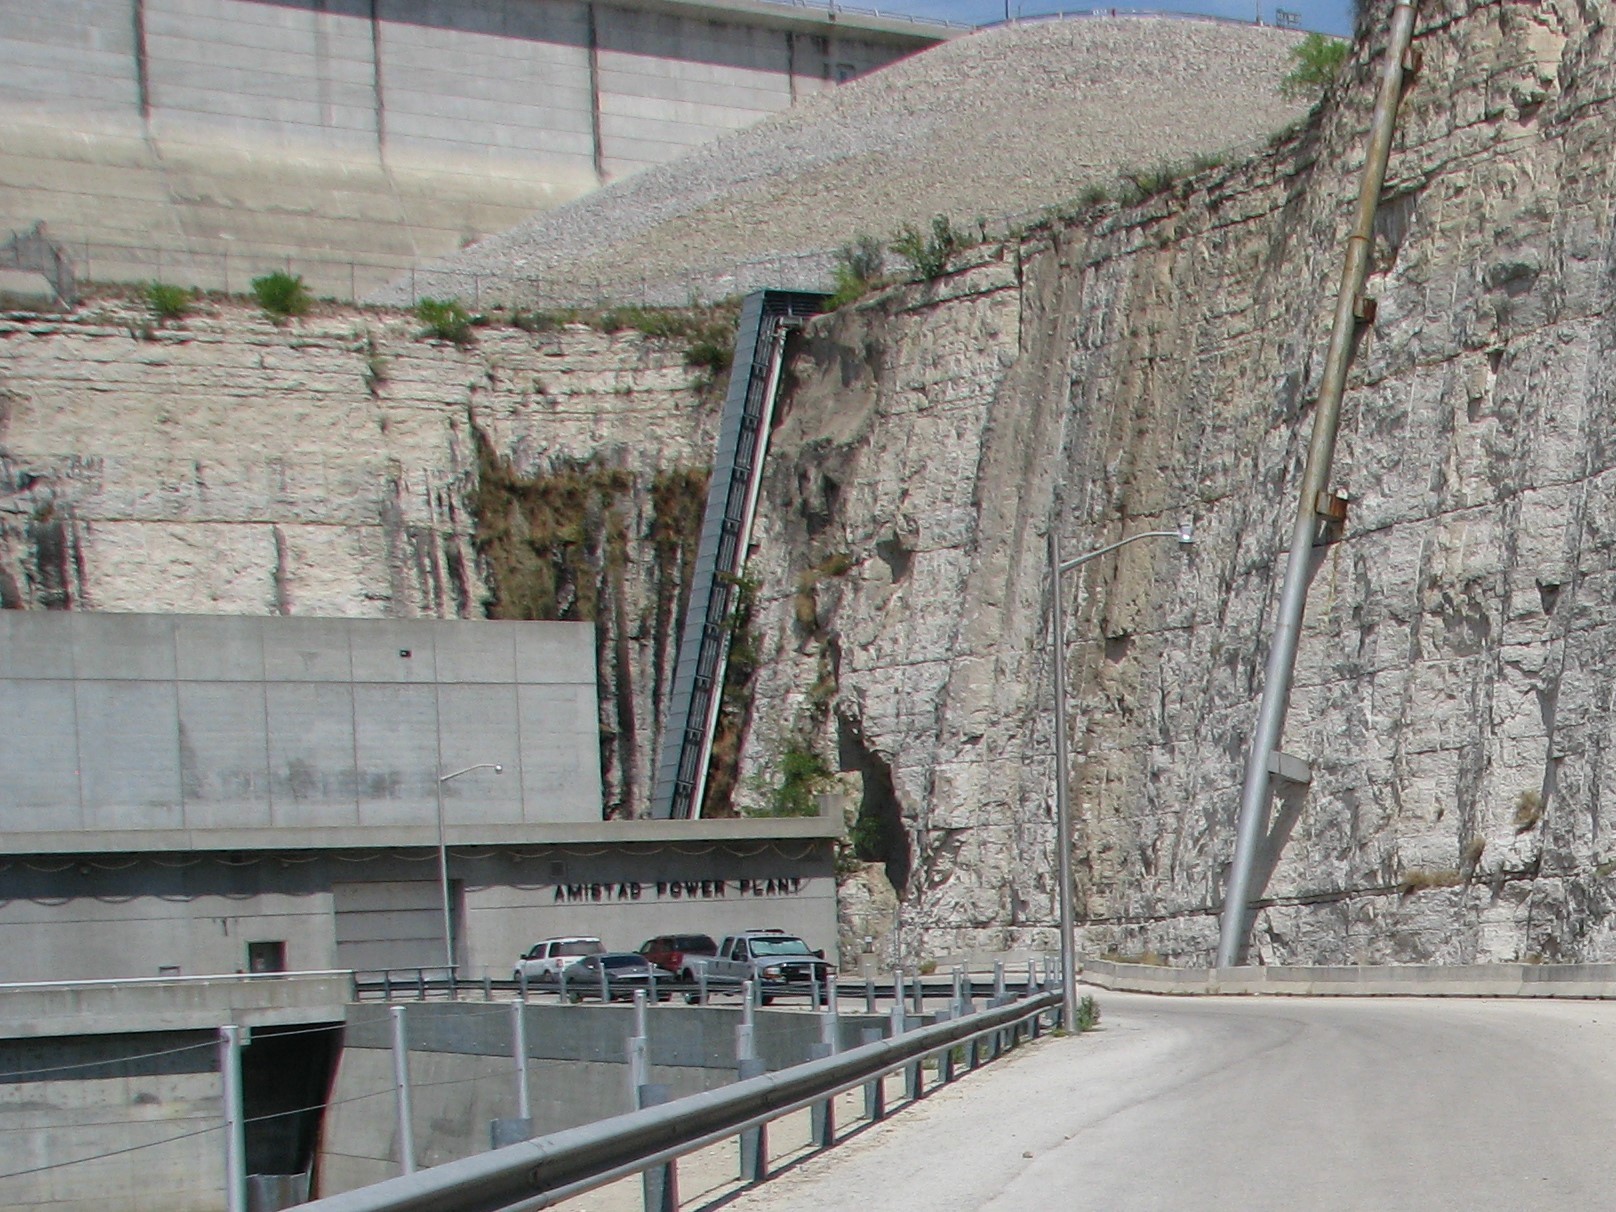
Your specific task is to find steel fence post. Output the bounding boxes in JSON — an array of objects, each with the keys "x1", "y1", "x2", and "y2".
[
  {"x1": 861, "y1": 1026, "x2": 885, "y2": 1121},
  {"x1": 513, "y1": 1001, "x2": 531, "y2": 1122},
  {"x1": 219, "y1": 1025, "x2": 246, "y2": 1212},
  {"x1": 636, "y1": 1083, "x2": 677, "y2": 1212},
  {"x1": 391, "y1": 1005, "x2": 416, "y2": 1174}
]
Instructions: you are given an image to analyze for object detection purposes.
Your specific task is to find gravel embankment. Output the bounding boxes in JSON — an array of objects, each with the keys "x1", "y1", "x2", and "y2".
[{"x1": 375, "y1": 16, "x2": 1310, "y2": 308}]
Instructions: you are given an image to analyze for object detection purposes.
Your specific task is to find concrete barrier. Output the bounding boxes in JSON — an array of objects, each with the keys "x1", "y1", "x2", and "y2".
[
  {"x1": 1080, "y1": 958, "x2": 1616, "y2": 999},
  {"x1": 319, "y1": 999, "x2": 891, "y2": 1195},
  {"x1": 0, "y1": 970, "x2": 351, "y2": 1038}
]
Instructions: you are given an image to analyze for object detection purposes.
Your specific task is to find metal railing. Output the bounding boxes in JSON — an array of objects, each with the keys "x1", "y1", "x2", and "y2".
[
  {"x1": 353, "y1": 960, "x2": 1052, "y2": 1009},
  {"x1": 303, "y1": 985, "x2": 1062, "y2": 1212}
]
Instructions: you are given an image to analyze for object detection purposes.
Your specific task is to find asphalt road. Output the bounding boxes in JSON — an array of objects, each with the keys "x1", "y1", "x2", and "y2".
[{"x1": 715, "y1": 990, "x2": 1616, "y2": 1211}]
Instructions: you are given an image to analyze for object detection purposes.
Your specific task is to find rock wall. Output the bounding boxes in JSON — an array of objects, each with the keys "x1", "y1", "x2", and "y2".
[
  {"x1": 8, "y1": 0, "x2": 1616, "y2": 967},
  {"x1": 0, "y1": 297, "x2": 720, "y2": 816},
  {"x1": 739, "y1": 0, "x2": 1616, "y2": 965}
]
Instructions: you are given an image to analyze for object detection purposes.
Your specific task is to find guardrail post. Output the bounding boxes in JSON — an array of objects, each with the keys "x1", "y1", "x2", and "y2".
[
  {"x1": 519, "y1": 969, "x2": 528, "y2": 1003},
  {"x1": 599, "y1": 963, "x2": 611, "y2": 1005},
  {"x1": 513, "y1": 1001, "x2": 532, "y2": 1122},
  {"x1": 911, "y1": 971, "x2": 924, "y2": 1016},
  {"x1": 736, "y1": 981, "x2": 767, "y2": 1183},
  {"x1": 891, "y1": 967, "x2": 903, "y2": 1012},
  {"x1": 823, "y1": 974, "x2": 840, "y2": 1050},
  {"x1": 861, "y1": 1026, "x2": 885, "y2": 1121},
  {"x1": 808, "y1": 1041, "x2": 835, "y2": 1147},
  {"x1": 637, "y1": 1083, "x2": 678, "y2": 1212},
  {"x1": 994, "y1": 960, "x2": 1007, "y2": 1006},
  {"x1": 865, "y1": 975, "x2": 876, "y2": 1014},
  {"x1": 383, "y1": 971, "x2": 392, "y2": 1002},
  {"x1": 391, "y1": 1005, "x2": 416, "y2": 1175},
  {"x1": 558, "y1": 967, "x2": 568, "y2": 1003},
  {"x1": 448, "y1": 965, "x2": 458, "y2": 1002},
  {"x1": 698, "y1": 967, "x2": 708, "y2": 1005},
  {"x1": 891, "y1": 1001, "x2": 922, "y2": 1100},
  {"x1": 736, "y1": 981, "x2": 756, "y2": 1064},
  {"x1": 627, "y1": 989, "x2": 649, "y2": 1110},
  {"x1": 648, "y1": 966, "x2": 658, "y2": 1004},
  {"x1": 483, "y1": 967, "x2": 492, "y2": 1001},
  {"x1": 415, "y1": 968, "x2": 426, "y2": 1002},
  {"x1": 934, "y1": 1007, "x2": 955, "y2": 1084},
  {"x1": 219, "y1": 1025, "x2": 246, "y2": 1212}
]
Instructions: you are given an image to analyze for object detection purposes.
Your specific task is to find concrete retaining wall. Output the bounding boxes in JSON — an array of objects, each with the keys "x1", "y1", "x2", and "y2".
[
  {"x1": 318, "y1": 999, "x2": 884, "y2": 1194},
  {"x1": 0, "y1": 0, "x2": 947, "y2": 296},
  {"x1": 0, "y1": 1027, "x2": 224, "y2": 1212}
]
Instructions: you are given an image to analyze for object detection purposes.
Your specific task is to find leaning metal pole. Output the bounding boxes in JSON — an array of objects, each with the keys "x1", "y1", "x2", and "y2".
[{"x1": 1216, "y1": 0, "x2": 1420, "y2": 968}]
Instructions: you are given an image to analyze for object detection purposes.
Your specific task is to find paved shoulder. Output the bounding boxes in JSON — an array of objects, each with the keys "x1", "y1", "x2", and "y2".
[{"x1": 718, "y1": 991, "x2": 1616, "y2": 1211}]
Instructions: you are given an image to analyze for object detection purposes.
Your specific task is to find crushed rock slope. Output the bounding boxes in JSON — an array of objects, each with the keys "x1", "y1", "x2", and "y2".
[{"x1": 376, "y1": 17, "x2": 1308, "y2": 308}]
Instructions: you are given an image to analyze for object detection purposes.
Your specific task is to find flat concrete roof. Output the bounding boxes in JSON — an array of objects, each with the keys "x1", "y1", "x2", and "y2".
[{"x1": 0, "y1": 812, "x2": 842, "y2": 856}]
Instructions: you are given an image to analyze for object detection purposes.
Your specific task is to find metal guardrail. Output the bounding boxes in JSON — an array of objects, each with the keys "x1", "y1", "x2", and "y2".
[
  {"x1": 352, "y1": 967, "x2": 1044, "y2": 1007},
  {"x1": 303, "y1": 986, "x2": 1062, "y2": 1212}
]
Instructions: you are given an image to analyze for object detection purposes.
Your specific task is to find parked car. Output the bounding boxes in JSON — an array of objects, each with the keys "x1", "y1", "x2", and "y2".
[
  {"x1": 513, "y1": 936, "x2": 605, "y2": 982},
  {"x1": 637, "y1": 933, "x2": 719, "y2": 977},
  {"x1": 693, "y1": 929, "x2": 833, "y2": 1004},
  {"x1": 560, "y1": 952, "x2": 672, "y2": 1002}
]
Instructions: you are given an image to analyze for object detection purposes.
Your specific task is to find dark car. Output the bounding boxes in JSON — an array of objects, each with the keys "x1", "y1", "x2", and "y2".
[
  {"x1": 560, "y1": 952, "x2": 672, "y2": 1002},
  {"x1": 637, "y1": 933, "x2": 719, "y2": 977}
]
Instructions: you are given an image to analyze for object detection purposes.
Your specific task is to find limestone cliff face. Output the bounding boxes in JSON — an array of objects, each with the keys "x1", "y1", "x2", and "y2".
[
  {"x1": 0, "y1": 299, "x2": 719, "y2": 816},
  {"x1": 5, "y1": 0, "x2": 1612, "y2": 966},
  {"x1": 739, "y1": 0, "x2": 1616, "y2": 965}
]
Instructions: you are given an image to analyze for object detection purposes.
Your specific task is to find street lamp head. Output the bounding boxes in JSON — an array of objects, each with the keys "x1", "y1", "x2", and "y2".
[{"x1": 1177, "y1": 521, "x2": 1195, "y2": 546}]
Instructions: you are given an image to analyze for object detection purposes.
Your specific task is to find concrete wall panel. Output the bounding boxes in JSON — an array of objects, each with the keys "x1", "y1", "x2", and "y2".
[
  {"x1": 0, "y1": 614, "x2": 601, "y2": 844},
  {"x1": 177, "y1": 681, "x2": 272, "y2": 830},
  {"x1": 77, "y1": 681, "x2": 184, "y2": 832},
  {"x1": 352, "y1": 683, "x2": 438, "y2": 827},
  {"x1": 266, "y1": 681, "x2": 361, "y2": 827},
  {"x1": 0, "y1": 682, "x2": 83, "y2": 826}
]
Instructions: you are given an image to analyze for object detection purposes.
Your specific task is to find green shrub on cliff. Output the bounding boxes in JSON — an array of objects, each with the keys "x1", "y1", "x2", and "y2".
[
  {"x1": 414, "y1": 297, "x2": 474, "y2": 345},
  {"x1": 1279, "y1": 33, "x2": 1350, "y2": 101},
  {"x1": 828, "y1": 234, "x2": 886, "y2": 309},
  {"x1": 250, "y1": 271, "x2": 311, "y2": 320},
  {"x1": 145, "y1": 281, "x2": 191, "y2": 324},
  {"x1": 892, "y1": 215, "x2": 963, "y2": 281}
]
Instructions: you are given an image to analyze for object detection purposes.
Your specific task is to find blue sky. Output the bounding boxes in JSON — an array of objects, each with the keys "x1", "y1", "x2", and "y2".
[{"x1": 870, "y1": 0, "x2": 1355, "y2": 36}]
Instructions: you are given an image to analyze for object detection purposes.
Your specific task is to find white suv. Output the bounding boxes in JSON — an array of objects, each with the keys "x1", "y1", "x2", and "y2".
[{"x1": 514, "y1": 936, "x2": 604, "y2": 982}]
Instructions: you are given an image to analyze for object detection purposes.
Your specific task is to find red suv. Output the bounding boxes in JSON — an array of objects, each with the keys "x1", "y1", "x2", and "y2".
[{"x1": 637, "y1": 933, "x2": 718, "y2": 976}]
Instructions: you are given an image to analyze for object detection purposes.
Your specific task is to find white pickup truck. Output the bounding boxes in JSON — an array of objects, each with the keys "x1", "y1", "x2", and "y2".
[{"x1": 692, "y1": 929, "x2": 833, "y2": 1003}]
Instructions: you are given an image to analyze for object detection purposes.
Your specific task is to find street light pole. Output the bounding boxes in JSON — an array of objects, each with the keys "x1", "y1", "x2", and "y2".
[
  {"x1": 436, "y1": 763, "x2": 504, "y2": 976},
  {"x1": 1048, "y1": 523, "x2": 1192, "y2": 1027}
]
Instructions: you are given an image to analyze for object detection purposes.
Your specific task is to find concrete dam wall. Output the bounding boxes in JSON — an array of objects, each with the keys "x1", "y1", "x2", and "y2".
[{"x1": 0, "y1": 0, "x2": 944, "y2": 298}]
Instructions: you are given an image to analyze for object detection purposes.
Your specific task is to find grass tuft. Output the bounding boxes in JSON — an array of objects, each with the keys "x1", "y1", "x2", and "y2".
[
  {"x1": 414, "y1": 297, "x2": 475, "y2": 345},
  {"x1": 145, "y1": 281, "x2": 191, "y2": 324},
  {"x1": 251, "y1": 271, "x2": 311, "y2": 321}
]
